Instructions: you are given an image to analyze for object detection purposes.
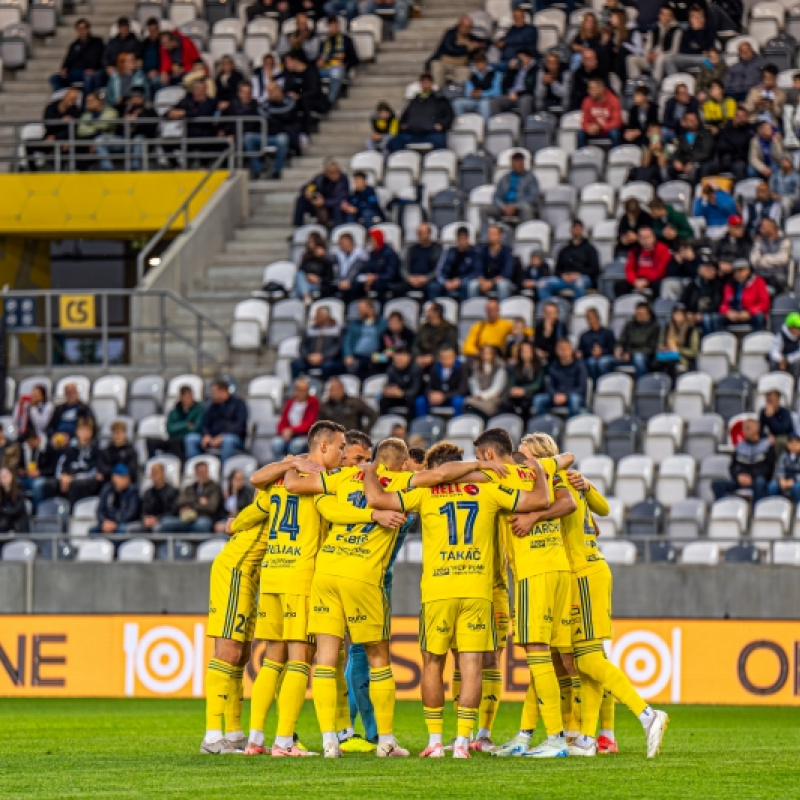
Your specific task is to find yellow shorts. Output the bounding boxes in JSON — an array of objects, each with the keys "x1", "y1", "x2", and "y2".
[
  {"x1": 255, "y1": 592, "x2": 313, "y2": 643},
  {"x1": 308, "y1": 573, "x2": 390, "y2": 644},
  {"x1": 514, "y1": 571, "x2": 572, "y2": 649},
  {"x1": 572, "y1": 564, "x2": 613, "y2": 643},
  {"x1": 493, "y1": 586, "x2": 510, "y2": 649},
  {"x1": 207, "y1": 558, "x2": 258, "y2": 643},
  {"x1": 420, "y1": 598, "x2": 496, "y2": 656}
]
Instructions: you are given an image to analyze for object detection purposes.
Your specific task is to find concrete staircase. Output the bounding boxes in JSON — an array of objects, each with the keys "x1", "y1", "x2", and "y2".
[{"x1": 187, "y1": 0, "x2": 485, "y2": 379}]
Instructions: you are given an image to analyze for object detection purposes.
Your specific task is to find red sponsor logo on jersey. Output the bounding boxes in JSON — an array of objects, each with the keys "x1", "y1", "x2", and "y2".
[
  {"x1": 379, "y1": 476, "x2": 391, "y2": 487},
  {"x1": 463, "y1": 484, "x2": 479, "y2": 496}
]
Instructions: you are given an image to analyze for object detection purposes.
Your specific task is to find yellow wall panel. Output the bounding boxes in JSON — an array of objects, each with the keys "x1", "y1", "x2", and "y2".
[{"x1": 0, "y1": 172, "x2": 228, "y2": 235}]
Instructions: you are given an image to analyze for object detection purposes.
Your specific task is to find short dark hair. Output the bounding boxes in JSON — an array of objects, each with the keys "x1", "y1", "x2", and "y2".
[
  {"x1": 424, "y1": 441, "x2": 463, "y2": 469},
  {"x1": 339, "y1": 232, "x2": 353, "y2": 244},
  {"x1": 634, "y1": 85, "x2": 651, "y2": 97},
  {"x1": 763, "y1": 63, "x2": 778, "y2": 77},
  {"x1": 636, "y1": 302, "x2": 652, "y2": 313},
  {"x1": 408, "y1": 446, "x2": 426, "y2": 464},
  {"x1": 118, "y1": 16, "x2": 130, "y2": 26},
  {"x1": 353, "y1": 170, "x2": 367, "y2": 180},
  {"x1": 649, "y1": 197, "x2": 665, "y2": 211},
  {"x1": 428, "y1": 301, "x2": 444, "y2": 317},
  {"x1": 212, "y1": 379, "x2": 229, "y2": 392},
  {"x1": 473, "y1": 428, "x2": 514, "y2": 459},
  {"x1": 457, "y1": 225, "x2": 470, "y2": 237},
  {"x1": 75, "y1": 17, "x2": 89, "y2": 27},
  {"x1": 345, "y1": 429, "x2": 372, "y2": 450},
  {"x1": 146, "y1": 16, "x2": 160, "y2": 26},
  {"x1": 308, "y1": 420, "x2": 345, "y2": 449}
]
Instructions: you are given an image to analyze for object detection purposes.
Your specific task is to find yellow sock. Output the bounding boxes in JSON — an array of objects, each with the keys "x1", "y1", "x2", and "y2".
[
  {"x1": 578, "y1": 669, "x2": 604, "y2": 737},
  {"x1": 276, "y1": 661, "x2": 310, "y2": 738},
  {"x1": 479, "y1": 669, "x2": 502, "y2": 735},
  {"x1": 575, "y1": 640, "x2": 647, "y2": 717},
  {"x1": 205, "y1": 659, "x2": 233, "y2": 733},
  {"x1": 423, "y1": 706, "x2": 444, "y2": 736},
  {"x1": 335, "y1": 647, "x2": 350, "y2": 732},
  {"x1": 369, "y1": 666, "x2": 396, "y2": 737},
  {"x1": 224, "y1": 666, "x2": 244, "y2": 734},
  {"x1": 456, "y1": 706, "x2": 478, "y2": 740},
  {"x1": 520, "y1": 680, "x2": 540, "y2": 731},
  {"x1": 558, "y1": 676, "x2": 573, "y2": 732},
  {"x1": 600, "y1": 690, "x2": 616, "y2": 733},
  {"x1": 451, "y1": 669, "x2": 461, "y2": 716},
  {"x1": 249, "y1": 658, "x2": 284, "y2": 733},
  {"x1": 570, "y1": 676, "x2": 582, "y2": 731},
  {"x1": 312, "y1": 665, "x2": 338, "y2": 734},
  {"x1": 526, "y1": 652, "x2": 563, "y2": 737}
]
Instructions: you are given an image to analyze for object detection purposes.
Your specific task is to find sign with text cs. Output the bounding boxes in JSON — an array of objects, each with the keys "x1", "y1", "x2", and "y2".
[{"x1": 59, "y1": 295, "x2": 95, "y2": 330}]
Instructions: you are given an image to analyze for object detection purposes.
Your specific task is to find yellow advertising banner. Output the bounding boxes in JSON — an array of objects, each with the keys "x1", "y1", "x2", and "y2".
[
  {"x1": 1, "y1": 616, "x2": 799, "y2": 704},
  {"x1": 58, "y1": 294, "x2": 95, "y2": 330}
]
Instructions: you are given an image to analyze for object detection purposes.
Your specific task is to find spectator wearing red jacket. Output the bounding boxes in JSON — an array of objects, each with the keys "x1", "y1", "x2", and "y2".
[
  {"x1": 159, "y1": 30, "x2": 201, "y2": 87},
  {"x1": 717, "y1": 259, "x2": 771, "y2": 333},
  {"x1": 272, "y1": 378, "x2": 320, "y2": 457},
  {"x1": 615, "y1": 227, "x2": 671, "y2": 298},
  {"x1": 578, "y1": 78, "x2": 622, "y2": 148}
]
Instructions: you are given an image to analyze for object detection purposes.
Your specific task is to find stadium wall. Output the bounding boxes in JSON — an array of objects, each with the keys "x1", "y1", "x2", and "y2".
[{"x1": 1, "y1": 562, "x2": 799, "y2": 619}]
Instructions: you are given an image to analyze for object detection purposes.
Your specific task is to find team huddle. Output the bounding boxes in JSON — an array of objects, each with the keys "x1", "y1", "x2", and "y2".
[{"x1": 201, "y1": 420, "x2": 669, "y2": 760}]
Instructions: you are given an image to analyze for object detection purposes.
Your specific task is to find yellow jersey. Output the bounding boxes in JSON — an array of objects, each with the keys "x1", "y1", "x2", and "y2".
[
  {"x1": 397, "y1": 480, "x2": 520, "y2": 603},
  {"x1": 314, "y1": 465, "x2": 413, "y2": 588},
  {"x1": 560, "y1": 480, "x2": 610, "y2": 575},
  {"x1": 261, "y1": 469, "x2": 352, "y2": 595},
  {"x1": 224, "y1": 490, "x2": 273, "y2": 573}
]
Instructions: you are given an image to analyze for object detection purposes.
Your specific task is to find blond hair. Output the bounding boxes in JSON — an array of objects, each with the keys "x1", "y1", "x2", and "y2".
[
  {"x1": 520, "y1": 432, "x2": 558, "y2": 458},
  {"x1": 376, "y1": 437, "x2": 409, "y2": 471}
]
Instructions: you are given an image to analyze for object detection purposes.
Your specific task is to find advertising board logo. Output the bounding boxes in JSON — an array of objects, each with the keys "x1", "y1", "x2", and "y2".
[{"x1": 607, "y1": 628, "x2": 682, "y2": 703}]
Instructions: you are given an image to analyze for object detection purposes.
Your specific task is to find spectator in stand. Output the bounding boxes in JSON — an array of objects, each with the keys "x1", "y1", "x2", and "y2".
[
  {"x1": 161, "y1": 461, "x2": 222, "y2": 533},
  {"x1": 462, "y1": 297, "x2": 515, "y2": 358},
  {"x1": 748, "y1": 120, "x2": 786, "y2": 181},
  {"x1": 661, "y1": 83, "x2": 699, "y2": 144},
  {"x1": 415, "y1": 346, "x2": 469, "y2": 417},
  {"x1": 141, "y1": 18, "x2": 162, "y2": 90},
  {"x1": 538, "y1": 219, "x2": 599, "y2": 301},
  {"x1": 37, "y1": 88, "x2": 81, "y2": 168},
  {"x1": 465, "y1": 345, "x2": 508, "y2": 419},
  {"x1": 744, "y1": 64, "x2": 785, "y2": 126},
  {"x1": 743, "y1": 180, "x2": 783, "y2": 238},
  {"x1": 380, "y1": 346, "x2": 422, "y2": 418},
  {"x1": 711, "y1": 105, "x2": 753, "y2": 182},
  {"x1": 431, "y1": 226, "x2": 481, "y2": 301},
  {"x1": 105, "y1": 53, "x2": 148, "y2": 107},
  {"x1": 771, "y1": 156, "x2": 800, "y2": 218},
  {"x1": 649, "y1": 198, "x2": 693, "y2": 250},
  {"x1": 293, "y1": 231, "x2": 331, "y2": 297},
  {"x1": 693, "y1": 182, "x2": 738, "y2": 240},
  {"x1": 77, "y1": 92, "x2": 120, "y2": 171},
  {"x1": 601, "y1": 9, "x2": 643, "y2": 83},
  {"x1": 496, "y1": 49, "x2": 537, "y2": 120},
  {"x1": 627, "y1": 5, "x2": 681, "y2": 81},
  {"x1": 277, "y1": 13, "x2": 320, "y2": 62},
  {"x1": 56, "y1": 417, "x2": 102, "y2": 506},
  {"x1": 664, "y1": 5, "x2": 714, "y2": 76},
  {"x1": 185, "y1": 380, "x2": 248, "y2": 464},
  {"x1": 719, "y1": 260, "x2": 770, "y2": 332},
  {"x1": 360, "y1": 229, "x2": 401, "y2": 302},
  {"x1": 616, "y1": 227, "x2": 670, "y2": 299},
  {"x1": 334, "y1": 232, "x2": 369, "y2": 302},
  {"x1": 712, "y1": 417, "x2": 774, "y2": 501},
  {"x1": 215, "y1": 55, "x2": 245, "y2": 112},
  {"x1": 428, "y1": 15, "x2": 487, "y2": 88},
  {"x1": 468, "y1": 225, "x2": 515, "y2": 300},
  {"x1": 695, "y1": 46, "x2": 727, "y2": 102},
  {"x1": 90, "y1": 464, "x2": 142, "y2": 534},
  {"x1": 701, "y1": 80, "x2": 736, "y2": 133},
  {"x1": 341, "y1": 171, "x2": 385, "y2": 227},
  {"x1": 318, "y1": 377, "x2": 378, "y2": 432},
  {"x1": 317, "y1": 16, "x2": 359, "y2": 104},
  {"x1": 148, "y1": 385, "x2": 203, "y2": 460},
  {"x1": 98, "y1": 421, "x2": 138, "y2": 483},
  {"x1": 323, "y1": 0, "x2": 357, "y2": 21},
  {"x1": 768, "y1": 312, "x2": 800, "y2": 379},
  {"x1": 614, "y1": 301, "x2": 660, "y2": 377},
  {"x1": 501, "y1": 340, "x2": 543, "y2": 422},
  {"x1": 247, "y1": 0, "x2": 291, "y2": 23},
  {"x1": 262, "y1": 83, "x2": 301, "y2": 168},
  {"x1": 0, "y1": 428, "x2": 19, "y2": 473},
  {"x1": 532, "y1": 339, "x2": 587, "y2": 417},
  {"x1": 48, "y1": 383, "x2": 94, "y2": 442},
  {"x1": 451, "y1": 51, "x2": 503, "y2": 122},
  {"x1": 283, "y1": 51, "x2": 331, "y2": 138},
  {"x1": 273, "y1": 378, "x2": 320, "y2": 457},
  {"x1": 577, "y1": 307, "x2": 617, "y2": 382},
  {"x1": 343, "y1": 298, "x2": 387, "y2": 379},
  {"x1": 183, "y1": 59, "x2": 216, "y2": 98},
  {"x1": 768, "y1": 431, "x2": 800, "y2": 502},
  {"x1": 0, "y1": 467, "x2": 28, "y2": 533},
  {"x1": 534, "y1": 51, "x2": 570, "y2": 115},
  {"x1": 401, "y1": 223, "x2": 442, "y2": 300},
  {"x1": 50, "y1": 18, "x2": 105, "y2": 92},
  {"x1": 569, "y1": 48, "x2": 609, "y2": 112},
  {"x1": 616, "y1": 197, "x2": 653, "y2": 259},
  {"x1": 483, "y1": 151, "x2": 539, "y2": 230},
  {"x1": 165, "y1": 81, "x2": 221, "y2": 166},
  {"x1": 26, "y1": 384, "x2": 54, "y2": 441},
  {"x1": 367, "y1": 101, "x2": 399, "y2": 151},
  {"x1": 252, "y1": 52, "x2": 284, "y2": 103},
  {"x1": 760, "y1": 389, "x2": 795, "y2": 457},
  {"x1": 623, "y1": 85, "x2": 660, "y2": 147},
  {"x1": 568, "y1": 13, "x2": 601, "y2": 71},
  {"x1": 294, "y1": 158, "x2": 349, "y2": 228},
  {"x1": 217, "y1": 470, "x2": 254, "y2": 530},
  {"x1": 666, "y1": 240, "x2": 701, "y2": 285},
  {"x1": 657, "y1": 304, "x2": 699, "y2": 376},
  {"x1": 667, "y1": 111, "x2": 715, "y2": 185},
  {"x1": 141, "y1": 462, "x2": 179, "y2": 533},
  {"x1": 17, "y1": 429, "x2": 54, "y2": 510},
  {"x1": 414, "y1": 301, "x2": 458, "y2": 372},
  {"x1": 380, "y1": 311, "x2": 415, "y2": 359},
  {"x1": 504, "y1": 317, "x2": 531, "y2": 364},
  {"x1": 751, "y1": 218, "x2": 792, "y2": 293},
  {"x1": 104, "y1": 17, "x2": 142, "y2": 80},
  {"x1": 495, "y1": 8, "x2": 538, "y2": 71},
  {"x1": 725, "y1": 42, "x2": 765, "y2": 102},
  {"x1": 387, "y1": 72, "x2": 454, "y2": 153},
  {"x1": 714, "y1": 214, "x2": 752, "y2": 269},
  {"x1": 534, "y1": 300, "x2": 567, "y2": 364},
  {"x1": 159, "y1": 30, "x2": 201, "y2": 87},
  {"x1": 117, "y1": 88, "x2": 159, "y2": 171},
  {"x1": 291, "y1": 304, "x2": 343, "y2": 379}
]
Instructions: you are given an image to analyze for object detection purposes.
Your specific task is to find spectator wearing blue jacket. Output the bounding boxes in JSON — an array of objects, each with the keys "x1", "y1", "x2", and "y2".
[
  {"x1": 693, "y1": 183, "x2": 738, "y2": 240},
  {"x1": 451, "y1": 51, "x2": 503, "y2": 121},
  {"x1": 342, "y1": 171, "x2": 385, "y2": 227},
  {"x1": 293, "y1": 159, "x2": 350, "y2": 227},
  {"x1": 343, "y1": 298, "x2": 388, "y2": 378},
  {"x1": 185, "y1": 380, "x2": 248, "y2": 464},
  {"x1": 495, "y1": 8, "x2": 539, "y2": 71},
  {"x1": 532, "y1": 339, "x2": 588, "y2": 417},
  {"x1": 577, "y1": 307, "x2": 616, "y2": 381},
  {"x1": 468, "y1": 224, "x2": 515, "y2": 300},
  {"x1": 90, "y1": 464, "x2": 142, "y2": 534},
  {"x1": 482, "y1": 151, "x2": 539, "y2": 229},
  {"x1": 430, "y1": 226, "x2": 481, "y2": 300},
  {"x1": 662, "y1": 83, "x2": 699, "y2": 143},
  {"x1": 363, "y1": 228, "x2": 401, "y2": 302}
]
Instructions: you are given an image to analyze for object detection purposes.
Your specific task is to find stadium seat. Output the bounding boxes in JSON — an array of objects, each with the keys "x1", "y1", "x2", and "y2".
[
  {"x1": 568, "y1": 146, "x2": 604, "y2": 190},
  {"x1": 486, "y1": 413, "x2": 524, "y2": 444},
  {"x1": 223, "y1": 454, "x2": 258, "y2": 481},
  {"x1": 666, "y1": 498, "x2": 707, "y2": 539},
  {"x1": 671, "y1": 372, "x2": 712, "y2": 421},
  {"x1": 570, "y1": 295, "x2": 610, "y2": 336},
  {"x1": 656, "y1": 180, "x2": 693, "y2": 214},
  {"x1": 604, "y1": 415, "x2": 641, "y2": 462},
  {"x1": 697, "y1": 333, "x2": 738, "y2": 384},
  {"x1": 371, "y1": 414, "x2": 406, "y2": 441},
  {"x1": 611, "y1": 293, "x2": 647, "y2": 337},
  {"x1": 499, "y1": 296, "x2": 535, "y2": 329},
  {"x1": 448, "y1": 113, "x2": 485, "y2": 159},
  {"x1": 684, "y1": 414, "x2": 725, "y2": 463},
  {"x1": 615, "y1": 455, "x2": 654, "y2": 508},
  {"x1": 579, "y1": 455, "x2": 615, "y2": 495},
  {"x1": 724, "y1": 542, "x2": 763, "y2": 564},
  {"x1": 738, "y1": 332, "x2": 775, "y2": 383},
  {"x1": 248, "y1": 376, "x2": 284, "y2": 412},
  {"x1": 76, "y1": 540, "x2": 115, "y2": 563},
  {"x1": 600, "y1": 496, "x2": 624, "y2": 538},
  {"x1": 409, "y1": 415, "x2": 444, "y2": 448},
  {"x1": 144, "y1": 455, "x2": 181, "y2": 489},
  {"x1": 54, "y1": 375, "x2": 90, "y2": 403},
  {"x1": 117, "y1": 539, "x2": 156, "y2": 563},
  {"x1": 751, "y1": 496, "x2": 792, "y2": 539},
  {"x1": 196, "y1": 539, "x2": 226, "y2": 562},
  {"x1": 714, "y1": 374, "x2": 752, "y2": 420},
  {"x1": 384, "y1": 297, "x2": 420, "y2": 331},
  {"x1": 578, "y1": 182, "x2": 615, "y2": 230},
  {"x1": 184, "y1": 455, "x2": 221, "y2": 485},
  {"x1": 606, "y1": 145, "x2": 642, "y2": 189},
  {"x1": 698, "y1": 454, "x2": 732, "y2": 505},
  {"x1": 563, "y1": 414, "x2": 603, "y2": 462},
  {"x1": 592, "y1": 219, "x2": 618, "y2": 265},
  {"x1": 526, "y1": 414, "x2": 564, "y2": 445},
  {"x1": 599, "y1": 540, "x2": 637, "y2": 565},
  {"x1": 708, "y1": 497, "x2": 750, "y2": 540},
  {"x1": 643, "y1": 413, "x2": 684, "y2": 463},
  {"x1": 533, "y1": 146, "x2": 568, "y2": 192},
  {"x1": 128, "y1": 375, "x2": 165, "y2": 421},
  {"x1": 756, "y1": 371, "x2": 794, "y2": 410},
  {"x1": 773, "y1": 541, "x2": 800, "y2": 565},
  {"x1": 593, "y1": 373, "x2": 633, "y2": 423},
  {"x1": 655, "y1": 455, "x2": 696, "y2": 507},
  {"x1": 648, "y1": 540, "x2": 677, "y2": 563},
  {"x1": 2, "y1": 539, "x2": 37, "y2": 562},
  {"x1": 681, "y1": 542, "x2": 721, "y2": 565},
  {"x1": 166, "y1": 374, "x2": 204, "y2": 409},
  {"x1": 540, "y1": 184, "x2": 578, "y2": 231},
  {"x1": 626, "y1": 499, "x2": 665, "y2": 538},
  {"x1": 485, "y1": 113, "x2": 521, "y2": 158}
]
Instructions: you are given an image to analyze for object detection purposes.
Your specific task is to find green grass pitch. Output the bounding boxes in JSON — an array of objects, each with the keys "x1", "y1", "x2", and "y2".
[{"x1": 1, "y1": 699, "x2": 798, "y2": 799}]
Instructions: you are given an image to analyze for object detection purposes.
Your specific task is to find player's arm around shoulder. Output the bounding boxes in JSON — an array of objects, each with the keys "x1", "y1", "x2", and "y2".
[
  {"x1": 568, "y1": 470, "x2": 611, "y2": 517},
  {"x1": 250, "y1": 455, "x2": 318, "y2": 490},
  {"x1": 363, "y1": 461, "x2": 404, "y2": 511},
  {"x1": 408, "y1": 459, "x2": 508, "y2": 488},
  {"x1": 514, "y1": 457, "x2": 554, "y2": 513}
]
